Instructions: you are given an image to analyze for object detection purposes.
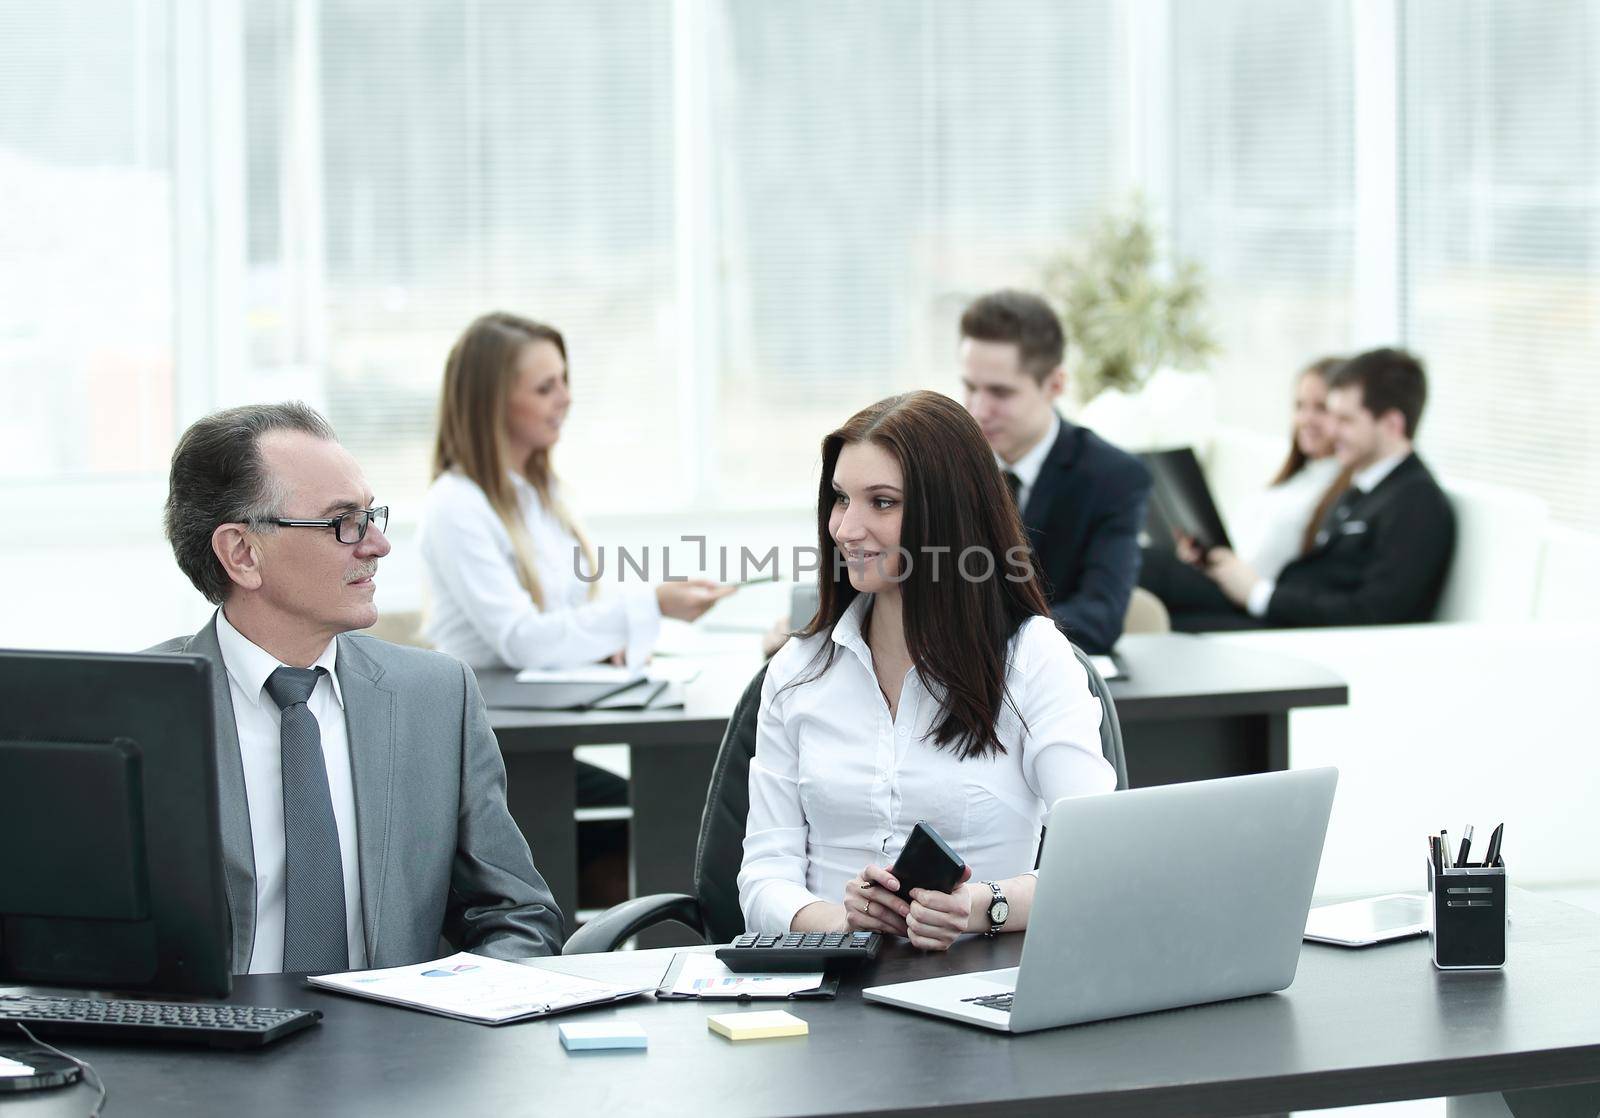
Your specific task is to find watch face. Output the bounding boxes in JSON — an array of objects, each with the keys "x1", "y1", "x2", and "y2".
[{"x1": 990, "y1": 899, "x2": 1010, "y2": 924}]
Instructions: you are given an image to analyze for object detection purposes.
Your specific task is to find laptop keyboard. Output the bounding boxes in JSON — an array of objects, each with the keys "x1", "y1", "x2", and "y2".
[{"x1": 961, "y1": 991, "x2": 1014, "y2": 1012}]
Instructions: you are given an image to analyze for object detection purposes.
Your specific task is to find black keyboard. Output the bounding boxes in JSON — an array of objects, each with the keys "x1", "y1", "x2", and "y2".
[
  {"x1": 0, "y1": 995, "x2": 323, "y2": 1049},
  {"x1": 961, "y1": 991, "x2": 1015, "y2": 1012},
  {"x1": 715, "y1": 931, "x2": 882, "y2": 973}
]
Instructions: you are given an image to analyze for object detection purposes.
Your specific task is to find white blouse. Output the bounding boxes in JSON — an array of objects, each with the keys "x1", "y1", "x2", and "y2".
[
  {"x1": 1232, "y1": 457, "x2": 1343, "y2": 581},
  {"x1": 739, "y1": 595, "x2": 1116, "y2": 934},
  {"x1": 418, "y1": 469, "x2": 659, "y2": 670}
]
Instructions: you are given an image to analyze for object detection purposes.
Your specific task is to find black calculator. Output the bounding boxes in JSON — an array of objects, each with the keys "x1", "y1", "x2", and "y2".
[{"x1": 715, "y1": 931, "x2": 883, "y2": 973}]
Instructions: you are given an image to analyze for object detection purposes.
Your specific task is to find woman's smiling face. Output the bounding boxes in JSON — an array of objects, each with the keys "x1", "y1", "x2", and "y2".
[{"x1": 829, "y1": 440, "x2": 905, "y2": 595}]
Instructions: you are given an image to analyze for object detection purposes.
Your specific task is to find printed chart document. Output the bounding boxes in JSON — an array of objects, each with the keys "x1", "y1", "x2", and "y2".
[
  {"x1": 306, "y1": 952, "x2": 649, "y2": 1025},
  {"x1": 657, "y1": 953, "x2": 830, "y2": 999}
]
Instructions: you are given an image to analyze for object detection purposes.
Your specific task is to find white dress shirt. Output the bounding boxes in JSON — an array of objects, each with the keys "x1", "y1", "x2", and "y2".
[
  {"x1": 419, "y1": 469, "x2": 660, "y2": 670},
  {"x1": 1352, "y1": 450, "x2": 1407, "y2": 495},
  {"x1": 995, "y1": 413, "x2": 1061, "y2": 514},
  {"x1": 739, "y1": 594, "x2": 1116, "y2": 934},
  {"x1": 1245, "y1": 451, "x2": 1409, "y2": 617},
  {"x1": 1233, "y1": 457, "x2": 1343, "y2": 582},
  {"x1": 215, "y1": 609, "x2": 368, "y2": 974}
]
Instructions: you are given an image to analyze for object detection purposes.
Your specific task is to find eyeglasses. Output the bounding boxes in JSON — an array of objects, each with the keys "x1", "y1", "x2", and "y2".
[{"x1": 259, "y1": 506, "x2": 389, "y2": 544}]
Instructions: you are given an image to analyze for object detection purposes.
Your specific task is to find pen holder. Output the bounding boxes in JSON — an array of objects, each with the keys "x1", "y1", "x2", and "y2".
[{"x1": 1425, "y1": 857, "x2": 1506, "y2": 970}]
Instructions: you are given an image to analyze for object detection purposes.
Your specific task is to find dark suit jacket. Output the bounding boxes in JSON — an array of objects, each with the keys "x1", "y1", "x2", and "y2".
[
  {"x1": 150, "y1": 617, "x2": 564, "y2": 972},
  {"x1": 1020, "y1": 418, "x2": 1153, "y2": 654},
  {"x1": 1267, "y1": 453, "x2": 1456, "y2": 627}
]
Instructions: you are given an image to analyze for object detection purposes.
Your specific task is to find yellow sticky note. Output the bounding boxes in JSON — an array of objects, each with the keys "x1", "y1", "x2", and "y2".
[{"x1": 706, "y1": 1009, "x2": 809, "y2": 1041}]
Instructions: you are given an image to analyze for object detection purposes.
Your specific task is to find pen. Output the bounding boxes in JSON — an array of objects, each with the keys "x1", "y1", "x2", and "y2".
[
  {"x1": 1429, "y1": 834, "x2": 1441, "y2": 876},
  {"x1": 735, "y1": 574, "x2": 780, "y2": 587},
  {"x1": 1456, "y1": 824, "x2": 1474, "y2": 868},
  {"x1": 1439, "y1": 830, "x2": 1450, "y2": 873},
  {"x1": 1483, "y1": 822, "x2": 1504, "y2": 867}
]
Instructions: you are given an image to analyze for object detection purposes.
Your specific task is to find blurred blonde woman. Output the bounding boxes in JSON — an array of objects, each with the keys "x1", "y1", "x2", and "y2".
[
  {"x1": 420, "y1": 311, "x2": 729, "y2": 668},
  {"x1": 420, "y1": 312, "x2": 731, "y2": 908}
]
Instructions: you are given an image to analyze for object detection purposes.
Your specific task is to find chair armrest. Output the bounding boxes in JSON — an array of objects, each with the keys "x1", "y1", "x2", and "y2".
[{"x1": 561, "y1": 893, "x2": 705, "y2": 954}]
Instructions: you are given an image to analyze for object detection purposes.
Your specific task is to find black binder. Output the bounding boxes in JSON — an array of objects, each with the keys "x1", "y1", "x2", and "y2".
[
  {"x1": 476, "y1": 675, "x2": 647, "y2": 711},
  {"x1": 1139, "y1": 447, "x2": 1234, "y2": 554}
]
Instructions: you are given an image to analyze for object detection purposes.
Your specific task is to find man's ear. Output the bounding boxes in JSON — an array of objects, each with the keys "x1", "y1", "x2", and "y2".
[
  {"x1": 1377, "y1": 408, "x2": 1408, "y2": 443},
  {"x1": 211, "y1": 524, "x2": 264, "y2": 593},
  {"x1": 1042, "y1": 365, "x2": 1067, "y2": 402}
]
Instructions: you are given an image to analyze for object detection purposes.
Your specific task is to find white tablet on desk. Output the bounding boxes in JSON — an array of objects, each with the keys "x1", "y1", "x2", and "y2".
[{"x1": 1303, "y1": 893, "x2": 1428, "y2": 947}]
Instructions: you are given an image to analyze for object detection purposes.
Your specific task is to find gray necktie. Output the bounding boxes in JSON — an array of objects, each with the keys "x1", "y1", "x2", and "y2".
[{"x1": 264, "y1": 666, "x2": 349, "y2": 973}]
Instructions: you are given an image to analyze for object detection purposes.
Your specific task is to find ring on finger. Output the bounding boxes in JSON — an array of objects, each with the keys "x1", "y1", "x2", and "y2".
[{"x1": 862, "y1": 899, "x2": 871, "y2": 915}]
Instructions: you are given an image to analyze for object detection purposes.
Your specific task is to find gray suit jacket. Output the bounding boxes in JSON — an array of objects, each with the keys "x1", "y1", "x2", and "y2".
[{"x1": 149, "y1": 616, "x2": 564, "y2": 972}]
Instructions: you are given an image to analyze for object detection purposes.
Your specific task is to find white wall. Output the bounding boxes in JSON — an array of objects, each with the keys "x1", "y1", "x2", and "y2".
[{"x1": 1210, "y1": 624, "x2": 1600, "y2": 897}]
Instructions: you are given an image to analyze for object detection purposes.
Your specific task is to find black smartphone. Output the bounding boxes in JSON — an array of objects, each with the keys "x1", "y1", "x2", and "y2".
[{"x1": 889, "y1": 821, "x2": 966, "y2": 902}]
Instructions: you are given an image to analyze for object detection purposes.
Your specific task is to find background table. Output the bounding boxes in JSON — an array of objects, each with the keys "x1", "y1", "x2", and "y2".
[
  {"x1": 484, "y1": 633, "x2": 1347, "y2": 926},
  {"x1": 13, "y1": 891, "x2": 1598, "y2": 1117}
]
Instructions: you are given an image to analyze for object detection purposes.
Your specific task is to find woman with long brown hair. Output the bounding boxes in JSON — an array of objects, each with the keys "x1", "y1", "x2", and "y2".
[
  {"x1": 420, "y1": 312, "x2": 730, "y2": 668},
  {"x1": 738, "y1": 391, "x2": 1115, "y2": 950}
]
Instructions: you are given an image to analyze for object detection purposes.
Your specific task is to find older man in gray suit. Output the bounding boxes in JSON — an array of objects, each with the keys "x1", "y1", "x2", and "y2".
[{"x1": 152, "y1": 401, "x2": 562, "y2": 974}]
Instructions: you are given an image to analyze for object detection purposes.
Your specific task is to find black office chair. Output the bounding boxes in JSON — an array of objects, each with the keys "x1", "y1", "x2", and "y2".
[{"x1": 561, "y1": 644, "x2": 1127, "y2": 953}]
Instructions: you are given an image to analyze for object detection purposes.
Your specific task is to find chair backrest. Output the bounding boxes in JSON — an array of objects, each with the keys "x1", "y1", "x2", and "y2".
[
  {"x1": 1122, "y1": 586, "x2": 1171, "y2": 635},
  {"x1": 1072, "y1": 643, "x2": 1129, "y2": 791},
  {"x1": 367, "y1": 610, "x2": 429, "y2": 648},
  {"x1": 691, "y1": 664, "x2": 769, "y2": 944},
  {"x1": 689, "y1": 642, "x2": 1128, "y2": 942}
]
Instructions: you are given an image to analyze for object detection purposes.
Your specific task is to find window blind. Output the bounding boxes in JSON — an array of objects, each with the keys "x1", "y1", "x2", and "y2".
[
  {"x1": 708, "y1": 0, "x2": 1122, "y2": 505},
  {"x1": 1170, "y1": 0, "x2": 1355, "y2": 436},
  {"x1": 244, "y1": 0, "x2": 679, "y2": 515},
  {"x1": 1400, "y1": 0, "x2": 1600, "y2": 528},
  {"x1": 0, "y1": 0, "x2": 175, "y2": 481}
]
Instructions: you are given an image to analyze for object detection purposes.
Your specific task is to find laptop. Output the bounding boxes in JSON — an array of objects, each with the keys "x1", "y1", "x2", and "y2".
[{"x1": 862, "y1": 767, "x2": 1337, "y2": 1033}]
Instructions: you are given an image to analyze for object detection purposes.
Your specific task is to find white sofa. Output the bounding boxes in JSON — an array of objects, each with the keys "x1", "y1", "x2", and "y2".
[{"x1": 1192, "y1": 430, "x2": 1600, "y2": 897}]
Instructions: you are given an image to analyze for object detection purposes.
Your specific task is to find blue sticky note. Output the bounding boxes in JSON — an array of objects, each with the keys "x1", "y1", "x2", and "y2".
[{"x1": 559, "y1": 1021, "x2": 648, "y2": 1051}]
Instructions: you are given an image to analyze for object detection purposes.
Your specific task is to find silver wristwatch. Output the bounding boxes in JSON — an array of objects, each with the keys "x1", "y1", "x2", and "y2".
[{"x1": 984, "y1": 881, "x2": 1010, "y2": 936}]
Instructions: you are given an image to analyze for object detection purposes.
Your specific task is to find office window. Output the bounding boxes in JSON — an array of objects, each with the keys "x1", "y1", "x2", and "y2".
[
  {"x1": 244, "y1": 0, "x2": 679, "y2": 515},
  {"x1": 1170, "y1": 0, "x2": 1355, "y2": 434},
  {"x1": 0, "y1": 1, "x2": 176, "y2": 481},
  {"x1": 708, "y1": 0, "x2": 1124, "y2": 505},
  {"x1": 1401, "y1": 0, "x2": 1600, "y2": 528}
]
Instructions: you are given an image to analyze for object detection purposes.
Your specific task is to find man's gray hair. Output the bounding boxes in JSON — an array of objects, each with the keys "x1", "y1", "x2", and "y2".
[{"x1": 163, "y1": 401, "x2": 337, "y2": 604}]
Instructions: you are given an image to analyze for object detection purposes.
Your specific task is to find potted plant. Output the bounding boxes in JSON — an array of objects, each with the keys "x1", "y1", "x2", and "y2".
[{"x1": 1040, "y1": 198, "x2": 1219, "y2": 449}]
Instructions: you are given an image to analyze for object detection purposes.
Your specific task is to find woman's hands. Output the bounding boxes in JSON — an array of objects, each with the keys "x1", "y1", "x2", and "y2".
[
  {"x1": 655, "y1": 579, "x2": 736, "y2": 622},
  {"x1": 905, "y1": 865, "x2": 976, "y2": 951},
  {"x1": 842, "y1": 865, "x2": 909, "y2": 937},
  {"x1": 1173, "y1": 531, "x2": 1206, "y2": 566},
  {"x1": 838, "y1": 864, "x2": 979, "y2": 950}
]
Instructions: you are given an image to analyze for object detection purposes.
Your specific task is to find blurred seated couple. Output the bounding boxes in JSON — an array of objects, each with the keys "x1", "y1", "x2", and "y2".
[{"x1": 1138, "y1": 347, "x2": 1456, "y2": 631}]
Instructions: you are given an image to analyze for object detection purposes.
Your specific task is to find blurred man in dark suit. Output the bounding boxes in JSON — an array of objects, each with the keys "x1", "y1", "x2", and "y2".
[{"x1": 959, "y1": 290, "x2": 1152, "y2": 653}]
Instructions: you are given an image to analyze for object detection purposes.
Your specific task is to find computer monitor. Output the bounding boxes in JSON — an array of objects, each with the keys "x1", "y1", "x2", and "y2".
[{"x1": 0, "y1": 649, "x2": 232, "y2": 997}]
